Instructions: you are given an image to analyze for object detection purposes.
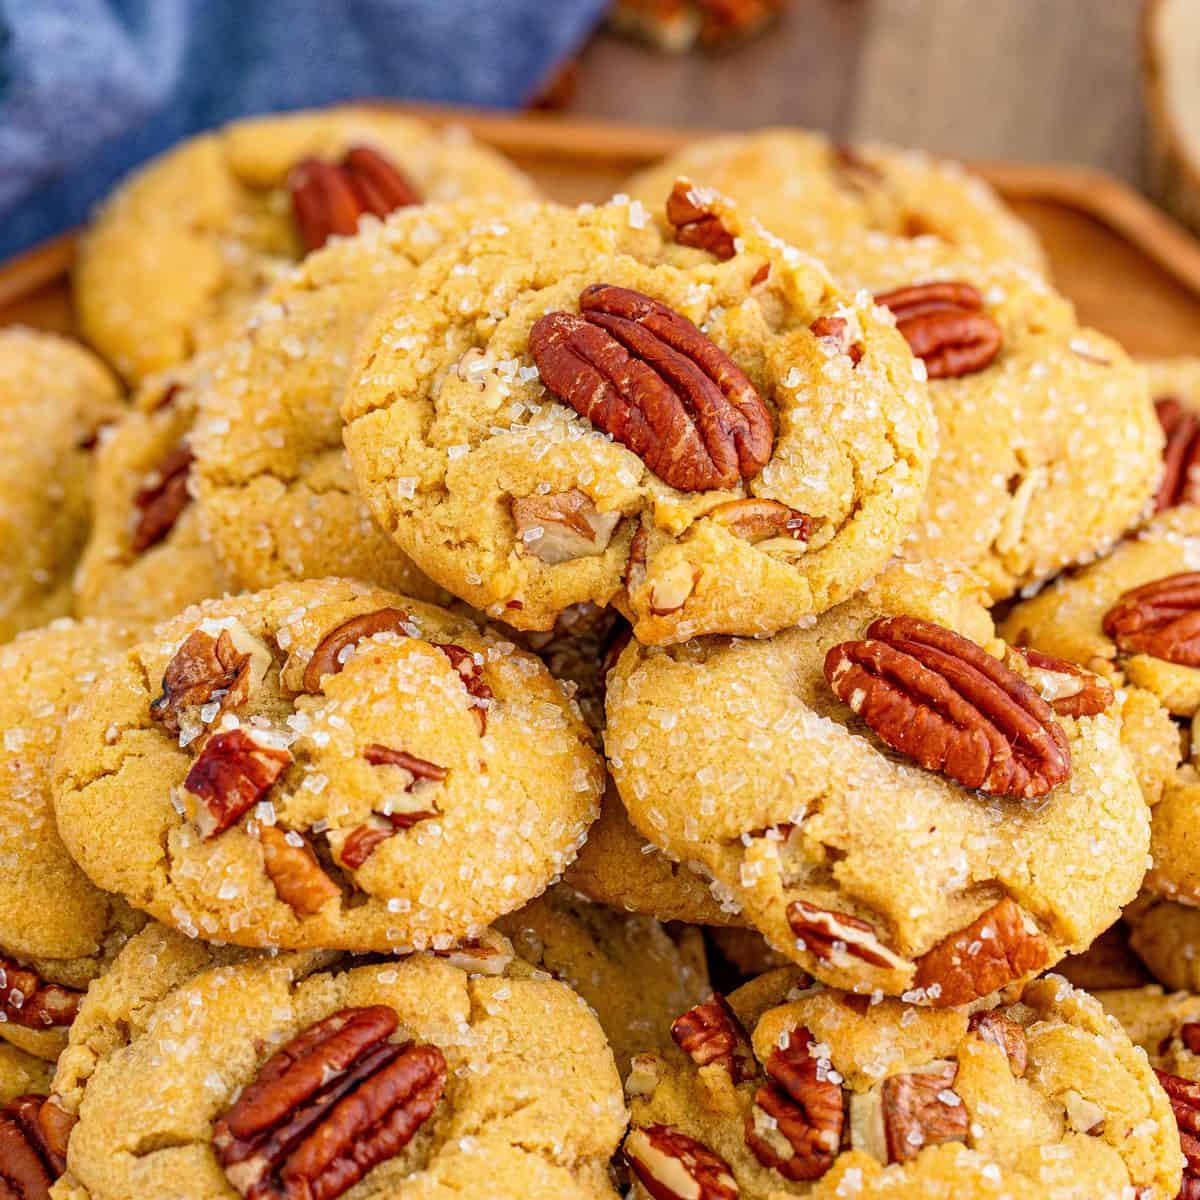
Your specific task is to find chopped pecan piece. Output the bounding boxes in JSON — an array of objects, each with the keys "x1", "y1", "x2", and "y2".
[
  {"x1": 666, "y1": 178, "x2": 736, "y2": 260},
  {"x1": 745, "y1": 1025, "x2": 843, "y2": 1182},
  {"x1": 259, "y1": 826, "x2": 339, "y2": 915},
  {"x1": 184, "y1": 729, "x2": 292, "y2": 839},
  {"x1": 708, "y1": 498, "x2": 813, "y2": 545},
  {"x1": 1155, "y1": 395, "x2": 1200, "y2": 512},
  {"x1": 786, "y1": 899, "x2": 905, "y2": 971},
  {"x1": 1181, "y1": 1022, "x2": 1200, "y2": 1055},
  {"x1": 880, "y1": 1062, "x2": 968, "y2": 1164},
  {"x1": 670, "y1": 993, "x2": 756, "y2": 1082},
  {"x1": 302, "y1": 608, "x2": 411, "y2": 692},
  {"x1": 0, "y1": 1095, "x2": 64, "y2": 1200},
  {"x1": 913, "y1": 897, "x2": 1049, "y2": 1007},
  {"x1": 530, "y1": 283, "x2": 774, "y2": 492},
  {"x1": 362, "y1": 744, "x2": 448, "y2": 781},
  {"x1": 824, "y1": 616, "x2": 1071, "y2": 799},
  {"x1": 511, "y1": 489, "x2": 621, "y2": 564},
  {"x1": 809, "y1": 316, "x2": 864, "y2": 365},
  {"x1": 433, "y1": 643, "x2": 493, "y2": 733},
  {"x1": 648, "y1": 562, "x2": 700, "y2": 616},
  {"x1": 1103, "y1": 573, "x2": 1200, "y2": 666},
  {"x1": 1008, "y1": 646, "x2": 1113, "y2": 718},
  {"x1": 874, "y1": 281, "x2": 1002, "y2": 379},
  {"x1": 214, "y1": 1006, "x2": 446, "y2": 1200},
  {"x1": 151, "y1": 624, "x2": 271, "y2": 738},
  {"x1": 289, "y1": 146, "x2": 420, "y2": 253},
  {"x1": 1156, "y1": 1070, "x2": 1200, "y2": 1199},
  {"x1": 131, "y1": 442, "x2": 194, "y2": 554},
  {"x1": 0, "y1": 958, "x2": 82, "y2": 1030},
  {"x1": 624, "y1": 1124, "x2": 738, "y2": 1200},
  {"x1": 967, "y1": 1010, "x2": 1027, "y2": 1075}
]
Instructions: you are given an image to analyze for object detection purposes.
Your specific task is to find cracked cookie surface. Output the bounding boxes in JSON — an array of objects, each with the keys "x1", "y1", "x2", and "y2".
[
  {"x1": 51, "y1": 944, "x2": 625, "y2": 1199},
  {"x1": 0, "y1": 329, "x2": 124, "y2": 642},
  {"x1": 342, "y1": 193, "x2": 934, "y2": 644},
  {"x1": 74, "y1": 106, "x2": 538, "y2": 385},
  {"x1": 0, "y1": 620, "x2": 147, "y2": 1059},
  {"x1": 624, "y1": 968, "x2": 1180, "y2": 1199},
  {"x1": 624, "y1": 128, "x2": 1046, "y2": 275},
  {"x1": 190, "y1": 204, "x2": 481, "y2": 597},
  {"x1": 605, "y1": 564, "x2": 1149, "y2": 1002},
  {"x1": 52, "y1": 578, "x2": 604, "y2": 952}
]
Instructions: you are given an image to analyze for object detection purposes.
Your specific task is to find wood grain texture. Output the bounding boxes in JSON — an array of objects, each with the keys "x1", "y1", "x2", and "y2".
[{"x1": 572, "y1": 0, "x2": 1146, "y2": 185}]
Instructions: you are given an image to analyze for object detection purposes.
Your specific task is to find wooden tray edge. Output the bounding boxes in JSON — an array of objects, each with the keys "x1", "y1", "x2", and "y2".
[{"x1": 5, "y1": 105, "x2": 1200, "y2": 312}]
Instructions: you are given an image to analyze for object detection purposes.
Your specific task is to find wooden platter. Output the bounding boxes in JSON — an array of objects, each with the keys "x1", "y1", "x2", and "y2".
[{"x1": 2, "y1": 104, "x2": 1200, "y2": 358}]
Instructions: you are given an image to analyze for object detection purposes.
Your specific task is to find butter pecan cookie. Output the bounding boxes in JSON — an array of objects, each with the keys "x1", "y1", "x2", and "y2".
[
  {"x1": 74, "y1": 358, "x2": 238, "y2": 626},
  {"x1": 624, "y1": 128, "x2": 1046, "y2": 273},
  {"x1": 606, "y1": 564, "x2": 1149, "y2": 1003},
  {"x1": 52, "y1": 579, "x2": 604, "y2": 951},
  {"x1": 75, "y1": 106, "x2": 538, "y2": 384},
  {"x1": 0, "y1": 329, "x2": 123, "y2": 642},
  {"x1": 498, "y1": 884, "x2": 710, "y2": 1078},
  {"x1": 52, "y1": 945, "x2": 625, "y2": 1199},
  {"x1": 189, "y1": 205, "x2": 481, "y2": 596},
  {"x1": 1127, "y1": 897, "x2": 1200, "y2": 993},
  {"x1": 830, "y1": 237, "x2": 1161, "y2": 599},
  {"x1": 342, "y1": 193, "x2": 934, "y2": 643},
  {"x1": 0, "y1": 620, "x2": 147, "y2": 1060},
  {"x1": 0, "y1": 1044, "x2": 52, "y2": 1105},
  {"x1": 623, "y1": 968, "x2": 1180, "y2": 1199}
]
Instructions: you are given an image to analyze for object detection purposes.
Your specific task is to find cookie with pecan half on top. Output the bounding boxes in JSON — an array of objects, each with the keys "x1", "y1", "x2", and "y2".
[
  {"x1": 75, "y1": 106, "x2": 537, "y2": 386},
  {"x1": 623, "y1": 967, "x2": 1181, "y2": 1200},
  {"x1": 606, "y1": 562, "x2": 1149, "y2": 1004},
  {"x1": 0, "y1": 620, "x2": 146, "y2": 1061},
  {"x1": 52, "y1": 578, "x2": 604, "y2": 952},
  {"x1": 341, "y1": 191, "x2": 935, "y2": 645}
]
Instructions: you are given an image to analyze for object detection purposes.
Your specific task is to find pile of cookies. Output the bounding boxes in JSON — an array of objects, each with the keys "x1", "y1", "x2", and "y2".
[{"x1": 2, "y1": 106, "x2": 1199, "y2": 1199}]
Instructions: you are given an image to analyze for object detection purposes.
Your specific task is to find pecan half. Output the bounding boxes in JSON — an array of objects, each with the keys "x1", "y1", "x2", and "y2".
[
  {"x1": 708, "y1": 498, "x2": 813, "y2": 546},
  {"x1": 1008, "y1": 646, "x2": 1114, "y2": 718},
  {"x1": 152, "y1": 625, "x2": 271, "y2": 738},
  {"x1": 745, "y1": 1027, "x2": 843, "y2": 1182},
  {"x1": 880, "y1": 1062, "x2": 967, "y2": 1164},
  {"x1": 184, "y1": 729, "x2": 292, "y2": 839},
  {"x1": 624, "y1": 1125, "x2": 738, "y2": 1200},
  {"x1": 670, "y1": 993, "x2": 756, "y2": 1083},
  {"x1": 1102, "y1": 573, "x2": 1200, "y2": 667},
  {"x1": 131, "y1": 442, "x2": 193, "y2": 554},
  {"x1": 214, "y1": 1006, "x2": 446, "y2": 1200},
  {"x1": 967, "y1": 1010, "x2": 1027, "y2": 1076},
  {"x1": 824, "y1": 616, "x2": 1071, "y2": 799},
  {"x1": 665, "y1": 179, "x2": 736, "y2": 260},
  {"x1": 34, "y1": 1099, "x2": 73, "y2": 1167},
  {"x1": 530, "y1": 283, "x2": 774, "y2": 492},
  {"x1": 913, "y1": 897, "x2": 1049, "y2": 1007},
  {"x1": 289, "y1": 146, "x2": 420, "y2": 253},
  {"x1": 511, "y1": 490, "x2": 621, "y2": 564},
  {"x1": 786, "y1": 900, "x2": 905, "y2": 971},
  {"x1": 0, "y1": 1095, "x2": 64, "y2": 1200},
  {"x1": 874, "y1": 282, "x2": 1002, "y2": 379},
  {"x1": 302, "y1": 608, "x2": 411, "y2": 692},
  {"x1": 1155, "y1": 396, "x2": 1200, "y2": 512},
  {"x1": 1156, "y1": 1070, "x2": 1200, "y2": 1199},
  {"x1": 259, "y1": 826, "x2": 339, "y2": 915},
  {"x1": 0, "y1": 958, "x2": 82, "y2": 1030},
  {"x1": 809, "y1": 316, "x2": 863, "y2": 366}
]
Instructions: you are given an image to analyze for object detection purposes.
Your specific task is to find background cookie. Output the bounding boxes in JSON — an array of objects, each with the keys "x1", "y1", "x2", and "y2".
[
  {"x1": 624, "y1": 128, "x2": 1046, "y2": 274},
  {"x1": 0, "y1": 619, "x2": 146, "y2": 1060},
  {"x1": 624, "y1": 970, "x2": 1180, "y2": 1199},
  {"x1": 606, "y1": 564, "x2": 1149, "y2": 1003},
  {"x1": 53, "y1": 579, "x2": 604, "y2": 951},
  {"x1": 0, "y1": 329, "x2": 123, "y2": 642},
  {"x1": 75, "y1": 106, "x2": 539, "y2": 384},
  {"x1": 1127, "y1": 896, "x2": 1200, "y2": 993},
  {"x1": 190, "y1": 204, "x2": 480, "y2": 596},
  {"x1": 343, "y1": 192, "x2": 934, "y2": 643},
  {"x1": 58, "y1": 951, "x2": 626, "y2": 1200},
  {"x1": 75, "y1": 358, "x2": 238, "y2": 626}
]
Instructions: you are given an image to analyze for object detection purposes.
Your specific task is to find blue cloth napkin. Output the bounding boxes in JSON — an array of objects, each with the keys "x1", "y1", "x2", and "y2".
[{"x1": 0, "y1": 0, "x2": 607, "y2": 258}]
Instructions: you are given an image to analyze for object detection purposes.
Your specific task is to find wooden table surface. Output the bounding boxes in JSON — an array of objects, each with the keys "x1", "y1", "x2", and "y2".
[{"x1": 570, "y1": 0, "x2": 1146, "y2": 186}]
